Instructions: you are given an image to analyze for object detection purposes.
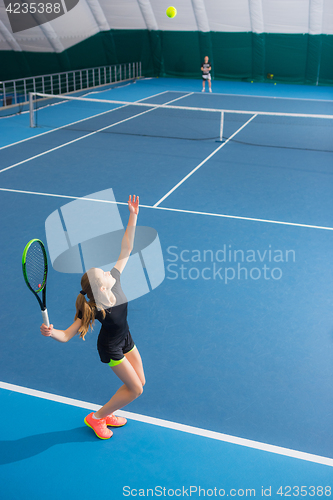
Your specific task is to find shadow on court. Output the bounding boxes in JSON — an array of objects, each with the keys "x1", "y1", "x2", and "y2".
[{"x1": 0, "y1": 426, "x2": 97, "y2": 464}]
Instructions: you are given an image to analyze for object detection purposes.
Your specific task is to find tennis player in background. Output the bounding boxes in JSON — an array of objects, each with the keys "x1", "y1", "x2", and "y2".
[
  {"x1": 40, "y1": 195, "x2": 145, "y2": 440},
  {"x1": 201, "y1": 56, "x2": 212, "y2": 92}
]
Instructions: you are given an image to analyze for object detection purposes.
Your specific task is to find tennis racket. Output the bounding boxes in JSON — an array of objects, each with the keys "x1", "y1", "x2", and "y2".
[{"x1": 22, "y1": 239, "x2": 50, "y2": 326}]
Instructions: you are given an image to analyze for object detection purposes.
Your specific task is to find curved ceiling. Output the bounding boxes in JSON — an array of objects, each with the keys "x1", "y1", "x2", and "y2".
[{"x1": 0, "y1": 0, "x2": 332, "y2": 54}]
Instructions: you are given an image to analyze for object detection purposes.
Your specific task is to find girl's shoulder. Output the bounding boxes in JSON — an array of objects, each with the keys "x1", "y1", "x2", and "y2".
[{"x1": 111, "y1": 266, "x2": 121, "y2": 280}]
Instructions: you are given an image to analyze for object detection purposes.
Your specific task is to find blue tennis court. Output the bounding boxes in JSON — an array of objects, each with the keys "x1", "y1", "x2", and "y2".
[{"x1": 0, "y1": 77, "x2": 333, "y2": 499}]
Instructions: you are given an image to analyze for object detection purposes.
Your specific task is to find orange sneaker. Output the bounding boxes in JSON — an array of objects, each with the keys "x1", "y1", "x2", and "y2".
[
  {"x1": 84, "y1": 413, "x2": 113, "y2": 439},
  {"x1": 105, "y1": 414, "x2": 127, "y2": 427}
]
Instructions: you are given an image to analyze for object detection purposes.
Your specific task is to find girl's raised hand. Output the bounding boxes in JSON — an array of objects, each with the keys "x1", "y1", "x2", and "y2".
[
  {"x1": 128, "y1": 195, "x2": 139, "y2": 215},
  {"x1": 40, "y1": 323, "x2": 53, "y2": 337}
]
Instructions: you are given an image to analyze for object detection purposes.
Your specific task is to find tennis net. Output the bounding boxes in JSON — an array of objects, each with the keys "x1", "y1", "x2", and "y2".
[{"x1": 29, "y1": 92, "x2": 333, "y2": 152}]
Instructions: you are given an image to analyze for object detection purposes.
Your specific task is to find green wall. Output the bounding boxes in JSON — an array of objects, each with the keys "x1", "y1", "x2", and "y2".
[{"x1": 1, "y1": 29, "x2": 332, "y2": 85}]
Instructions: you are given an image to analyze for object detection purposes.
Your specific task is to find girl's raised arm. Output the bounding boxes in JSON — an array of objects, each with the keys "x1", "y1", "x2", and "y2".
[{"x1": 115, "y1": 195, "x2": 139, "y2": 274}]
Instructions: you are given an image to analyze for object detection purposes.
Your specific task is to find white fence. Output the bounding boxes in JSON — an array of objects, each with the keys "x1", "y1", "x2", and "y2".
[{"x1": 1, "y1": 62, "x2": 142, "y2": 107}]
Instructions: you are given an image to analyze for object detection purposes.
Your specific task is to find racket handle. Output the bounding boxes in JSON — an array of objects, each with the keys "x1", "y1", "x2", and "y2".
[{"x1": 42, "y1": 309, "x2": 50, "y2": 327}]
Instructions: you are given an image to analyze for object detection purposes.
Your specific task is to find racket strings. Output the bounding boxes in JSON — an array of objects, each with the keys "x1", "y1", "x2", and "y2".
[{"x1": 25, "y1": 242, "x2": 46, "y2": 292}]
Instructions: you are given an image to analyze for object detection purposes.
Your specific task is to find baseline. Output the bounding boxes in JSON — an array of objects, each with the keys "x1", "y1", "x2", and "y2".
[
  {"x1": 0, "y1": 187, "x2": 333, "y2": 232},
  {"x1": 1, "y1": 381, "x2": 332, "y2": 468},
  {"x1": 165, "y1": 90, "x2": 333, "y2": 103}
]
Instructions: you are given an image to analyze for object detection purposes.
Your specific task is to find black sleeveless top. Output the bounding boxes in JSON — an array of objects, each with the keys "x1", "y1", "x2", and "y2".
[
  {"x1": 96, "y1": 267, "x2": 129, "y2": 345},
  {"x1": 79, "y1": 267, "x2": 129, "y2": 346}
]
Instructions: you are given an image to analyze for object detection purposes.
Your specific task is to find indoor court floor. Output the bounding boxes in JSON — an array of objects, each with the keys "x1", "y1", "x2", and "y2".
[{"x1": 0, "y1": 77, "x2": 332, "y2": 498}]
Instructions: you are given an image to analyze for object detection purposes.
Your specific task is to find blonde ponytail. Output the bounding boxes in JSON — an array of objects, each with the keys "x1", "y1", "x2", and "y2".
[{"x1": 74, "y1": 271, "x2": 105, "y2": 340}]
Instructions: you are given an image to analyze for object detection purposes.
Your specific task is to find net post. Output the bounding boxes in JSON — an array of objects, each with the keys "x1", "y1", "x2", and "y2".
[
  {"x1": 219, "y1": 111, "x2": 224, "y2": 142},
  {"x1": 29, "y1": 92, "x2": 35, "y2": 128}
]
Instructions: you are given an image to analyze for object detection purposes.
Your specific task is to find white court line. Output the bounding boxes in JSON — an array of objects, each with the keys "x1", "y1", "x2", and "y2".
[
  {"x1": 153, "y1": 113, "x2": 258, "y2": 207},
  {"x1": 166, "y1": 89, "x2": 333, "y2": 103},
  {"x1": 165, "y1": 92, "x2": 194, "y2": 104},
  {"x1": 136, "y1": 90, "x2": 169, "y2": 102},
  {"x1": 0, "y1": 103, "x2": 132, "y2": 153},
  {"x1": 2, "y1": 93, "x2": 331, "y2": 154},
  {"x1": 0, "y1": 90, "x2": 170, "y2": 152},
  {"x1": 0, "y1": 94, "x2": 184, "y2": 175},
  {"x1": 0, "y1": 381, "x2": 332, "y2": 468},
  {"x1": 0, "y1": 187, "x2": 127, "y2": 205},
  {"x1": 151, "y1": 205, "x2": 333, "y2": 231},
  {"x1": 1, "y1": 187, "x2": 333, "y2": 232},
  {"x1": 137, "y1": 90, "x2": 169, "y2": 102}
]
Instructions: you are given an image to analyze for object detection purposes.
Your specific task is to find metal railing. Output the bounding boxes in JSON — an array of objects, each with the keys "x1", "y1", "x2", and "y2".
[{"x1": 1, "y1": 62, "x2": 141, "y2": 107}]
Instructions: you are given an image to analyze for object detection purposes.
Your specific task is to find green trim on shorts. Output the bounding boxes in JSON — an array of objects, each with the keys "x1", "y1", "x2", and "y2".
[
  {"x1": 128, "y1": 345, "x2": 136, "y2": 354},
  {"x1": 108, "y1": 345, "x2": 136, "y2": 367},
  {"x1": 108, "y1": 358, "x2": 124, "y2": 367}
]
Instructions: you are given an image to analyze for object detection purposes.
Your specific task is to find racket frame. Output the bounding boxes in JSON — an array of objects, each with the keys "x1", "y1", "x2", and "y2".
[{"x1": 22, "y1": 238, "x2": 50, "y2": 326}]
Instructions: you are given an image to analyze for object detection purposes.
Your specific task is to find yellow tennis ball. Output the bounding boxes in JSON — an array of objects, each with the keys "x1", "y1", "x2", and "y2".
[{"x1": 166, "y1": 6, "x2": 177, "y2": 18}]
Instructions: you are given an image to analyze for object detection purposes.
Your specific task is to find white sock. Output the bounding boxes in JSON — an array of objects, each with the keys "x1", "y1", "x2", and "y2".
[{"x1": 92, "y1": 413, "x2": 100, "y2": 420}]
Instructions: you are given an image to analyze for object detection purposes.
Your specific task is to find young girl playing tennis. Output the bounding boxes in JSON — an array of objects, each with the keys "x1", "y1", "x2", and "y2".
[{"x1": 40, "y1": 195, "x2": 145, "y2": 440}]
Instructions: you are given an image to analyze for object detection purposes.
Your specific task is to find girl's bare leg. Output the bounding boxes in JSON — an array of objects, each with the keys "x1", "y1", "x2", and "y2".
[
  {"x1": 125, "y1": 347, "x2": 145, "y2": 386},
  {"x1": 94, "y1": 350, "x2": 145, "y2": 419}
]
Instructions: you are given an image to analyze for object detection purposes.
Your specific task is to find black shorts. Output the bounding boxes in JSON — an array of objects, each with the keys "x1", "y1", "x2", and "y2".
[{"x1": 97, "y1": 331, "x2": 136, "y2": 366}]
